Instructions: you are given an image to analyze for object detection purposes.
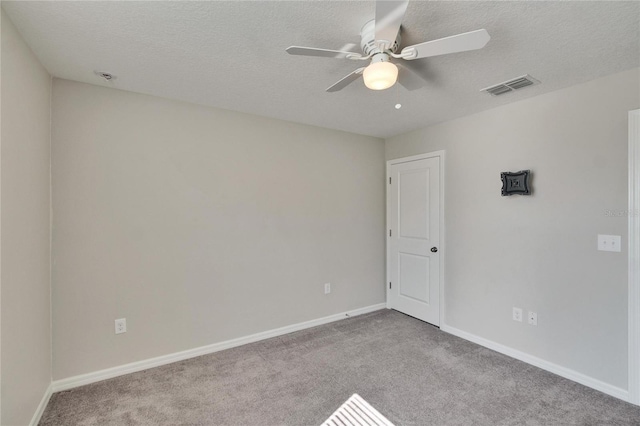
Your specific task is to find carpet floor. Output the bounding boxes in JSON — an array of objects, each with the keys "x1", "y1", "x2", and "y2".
[{"x1": 40, "y1": 309, "x2": 640, "y2": 425}]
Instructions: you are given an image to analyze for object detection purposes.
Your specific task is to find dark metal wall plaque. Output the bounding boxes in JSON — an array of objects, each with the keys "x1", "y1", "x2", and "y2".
[{"x1": 501, "y1": 170, "x2": 531, "y2": 196}]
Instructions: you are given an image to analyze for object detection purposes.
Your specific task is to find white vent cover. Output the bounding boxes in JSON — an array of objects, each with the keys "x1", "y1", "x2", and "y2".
[
  {"x1": 481, "y1": 74, "x2": 540, "y2": 96},
  {"x1": 322, "y1": 394, "x2": 395, "y2": 426}
]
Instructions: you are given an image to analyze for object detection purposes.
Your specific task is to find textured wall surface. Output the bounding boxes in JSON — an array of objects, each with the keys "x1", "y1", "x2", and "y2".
[
  {"x1": 51, "y1": 79, "x2": 385, "y2": 380},
  {"x1": 386, "y1": 68, "x2": 640, "y2": 389},
  {"x1": 1, "y1": 9, "x2": 52, "y2": 426}
]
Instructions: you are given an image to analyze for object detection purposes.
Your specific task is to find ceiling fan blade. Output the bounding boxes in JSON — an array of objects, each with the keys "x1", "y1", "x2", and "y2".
[
  {"x1": 396, "y1": 62, "x2": 426, "y2": 91},
  {"x1": 401, "y1": 29, "x2": 491, "y2": 60},
  {"x1": 375, "y1": 0, "x2": 409, "y2": 50},
  {"x1": 286, "y1": 46, "x2": 362, "y2": 59},
  {"x1": 326, "y1": 68, "x2": 366, "y2": 92}
]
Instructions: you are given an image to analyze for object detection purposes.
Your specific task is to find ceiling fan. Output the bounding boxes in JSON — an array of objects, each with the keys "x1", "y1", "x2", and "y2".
[{"x1": 286, "y1": 0, "x2": 490, "y2": 92}]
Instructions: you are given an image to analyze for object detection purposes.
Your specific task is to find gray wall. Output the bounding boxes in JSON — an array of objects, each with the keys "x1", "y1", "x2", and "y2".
[
  {"x1": 386, "y1": 68, "x2": 640, "y2": 389},
  {"x1": 1, "y1": 9, "x2": 52, "y2": 425},
  {"x1": 51, "y1": 79, "x2": 385, "y2": 380}
]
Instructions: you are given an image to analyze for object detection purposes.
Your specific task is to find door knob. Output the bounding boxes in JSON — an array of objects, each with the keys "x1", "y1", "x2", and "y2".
[{"x1": 431, "y1": 247, "x2": 438, "y2": 253}]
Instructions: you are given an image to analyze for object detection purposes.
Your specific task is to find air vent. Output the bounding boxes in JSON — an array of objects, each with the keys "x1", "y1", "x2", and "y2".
[
  {"x1": 485, "y1": 85, "x2": 511, "y2": 96},
  {"x1": 481, "y1": 75, "x2": 540, "y2": 96}
]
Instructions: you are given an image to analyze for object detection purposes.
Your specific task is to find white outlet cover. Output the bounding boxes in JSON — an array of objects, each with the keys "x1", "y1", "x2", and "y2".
[
  {"x1": 513, "y1": 307, "x2": 523, "y2": 322},
  {"x1": 598, "y1": 234, "x2": 622, "y2": 252},
  {"x1": 115, "y1": 318, "x2": 127, "y2": 334},
  {"x1": 324, "y1": 283, "x2": 331, "y2": 294},
  {"x1": 528, "y1": 311, "x2": 538, "y2": 326}
]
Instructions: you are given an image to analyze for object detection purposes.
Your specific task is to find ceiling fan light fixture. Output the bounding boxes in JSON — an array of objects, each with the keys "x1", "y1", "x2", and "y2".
[
  {"x1": 286, "y1": 1, "x2": 491, "y2": 93},
  {"x1": 363, "y1": 61, "x2": 398, "y2": 90}
]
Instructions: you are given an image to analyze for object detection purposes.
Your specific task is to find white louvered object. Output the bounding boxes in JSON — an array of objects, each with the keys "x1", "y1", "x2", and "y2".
[
  {"x1": 480, "y1": 74, "x2": 541, "y2": 96},
  {"x1": 322, "y1": 393, "x2": 395, "y2": 426}
]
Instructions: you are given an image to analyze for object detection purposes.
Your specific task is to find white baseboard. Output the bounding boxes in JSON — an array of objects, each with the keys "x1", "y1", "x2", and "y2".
[
  {"x1": 30, "y1": 382, "x2": 53, "y2": 426},
  {"x1": 441, "y1": 324, "x2": 629, "y2": 402},
  {"x1": 52, "y1": 303, "x2": 387, "y2": 392}
]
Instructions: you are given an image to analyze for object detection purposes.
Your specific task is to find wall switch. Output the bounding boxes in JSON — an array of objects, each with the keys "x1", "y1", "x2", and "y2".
[
  {"x1": 598, "y1": 234, "x2": 621, "y2": 252},
  {"x1": 513, "y1": 307, "x2": 523, "y2": 322},
  {"x1": 115, "y1": 318, "x2": 127, "y2": 334},
  {"x1": 528, "y1": 311, "x2": 538, "y2": 326},
  {"x1": 324, "y1": 283, "x2": 331, "y2": 294}
]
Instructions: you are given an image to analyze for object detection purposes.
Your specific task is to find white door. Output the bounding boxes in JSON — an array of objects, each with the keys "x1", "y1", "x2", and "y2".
[{"x1": 388, "y1": 155, "x2": 441, "y2": 325}]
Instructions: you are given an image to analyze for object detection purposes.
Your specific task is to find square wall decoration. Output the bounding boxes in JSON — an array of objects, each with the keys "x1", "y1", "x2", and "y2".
[{"x1": 501, "y1": 170, "x2": 531, "y2": 196}]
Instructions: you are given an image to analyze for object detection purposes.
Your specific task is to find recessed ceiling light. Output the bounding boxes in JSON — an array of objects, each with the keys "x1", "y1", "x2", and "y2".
[{"x1": 395, "y1": 104, "x2": 402, "y2": 110}]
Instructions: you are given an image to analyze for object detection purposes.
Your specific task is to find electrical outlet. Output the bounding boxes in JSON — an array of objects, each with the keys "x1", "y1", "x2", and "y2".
[
  {"x1": 598, "y1": 234, "x2": 621, "y2": 252},
  {"x1": 513, "y1": 307, "x2": 523, "y2": 322},
  {"x1": 528, "y1": 311, "x2": 538, "y2": 326},
  {"x1": 115, "y1": 318, "x2": 127, "y2": 334},
  {"x1": 324, "y1": 283, "x2": 331, "y2": 294}
]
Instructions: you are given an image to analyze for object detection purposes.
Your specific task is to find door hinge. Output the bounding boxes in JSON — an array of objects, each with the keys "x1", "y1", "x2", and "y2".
[
  {"x1": 389, "y1": 282, "x2": 392, "y2": 289},
  {"x1": 389, "y1": 177, "x2": 391, "y2": 184},
  {"x1": 389, "y1": 229, "x2": 392, "y2": 237}
]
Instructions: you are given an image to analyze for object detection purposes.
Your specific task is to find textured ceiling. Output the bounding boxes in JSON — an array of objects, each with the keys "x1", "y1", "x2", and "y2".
[{"x1": 3, "y1": 1, "x2": 639, "y2": 138}]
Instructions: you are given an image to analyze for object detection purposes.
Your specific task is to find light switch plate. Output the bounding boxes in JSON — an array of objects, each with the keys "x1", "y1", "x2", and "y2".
[{"x1": 598, "y1": 234, "x2": 622, "y2": 252}]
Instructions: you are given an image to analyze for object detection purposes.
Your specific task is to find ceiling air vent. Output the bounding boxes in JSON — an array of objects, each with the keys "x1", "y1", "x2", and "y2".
[{"x1": 481, "y1": 75, "x2": 540, "y2": 96}]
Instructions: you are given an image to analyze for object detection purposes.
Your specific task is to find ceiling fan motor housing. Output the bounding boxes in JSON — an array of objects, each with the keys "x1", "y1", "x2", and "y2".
[{"x1": 360, "y1": 19, "x2": 401, "y2": 56}]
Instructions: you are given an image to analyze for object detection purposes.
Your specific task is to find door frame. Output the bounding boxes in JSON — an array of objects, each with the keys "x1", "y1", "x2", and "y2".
[
  {"x1": 386, "y1": 151, "x2": 445, "y2": 327},
  {"x1": 629, "y1": 109, "x2": 640, "y2": 405}
]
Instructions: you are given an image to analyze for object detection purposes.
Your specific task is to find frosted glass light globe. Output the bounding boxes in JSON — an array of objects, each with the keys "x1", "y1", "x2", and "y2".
[{"x1": 363, "y1": 61, "x2": 398, "y2": 90}]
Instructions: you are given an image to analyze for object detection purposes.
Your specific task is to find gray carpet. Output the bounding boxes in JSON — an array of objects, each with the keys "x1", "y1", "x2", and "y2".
[{"x1": 40, "y1": 309, "x2": 640, "y2": 425}]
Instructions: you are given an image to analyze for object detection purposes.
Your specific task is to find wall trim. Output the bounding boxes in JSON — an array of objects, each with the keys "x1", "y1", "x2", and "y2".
[
  {"x1": 441, "y1": 324, "x2": 629, "y2": 402},
  {"x1": 52, "y1": 303, "x2": 386, "y2": 392},
  {"x1": 29, "y1": 383, "x2": 53, "y2": 426},
  {"x1": 629, "y1": 109, "x2": 640, "y2": 406}
]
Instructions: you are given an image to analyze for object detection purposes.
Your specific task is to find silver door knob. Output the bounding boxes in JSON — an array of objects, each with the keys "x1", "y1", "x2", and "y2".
[{"x1": 431, "y1": 247, "x2": 438, "y2": 253}]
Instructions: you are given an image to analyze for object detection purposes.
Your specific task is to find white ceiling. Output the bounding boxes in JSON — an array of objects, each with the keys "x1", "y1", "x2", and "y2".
[{"x1": 3, "y1": 1, "x2": 639, "y2": 138}]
